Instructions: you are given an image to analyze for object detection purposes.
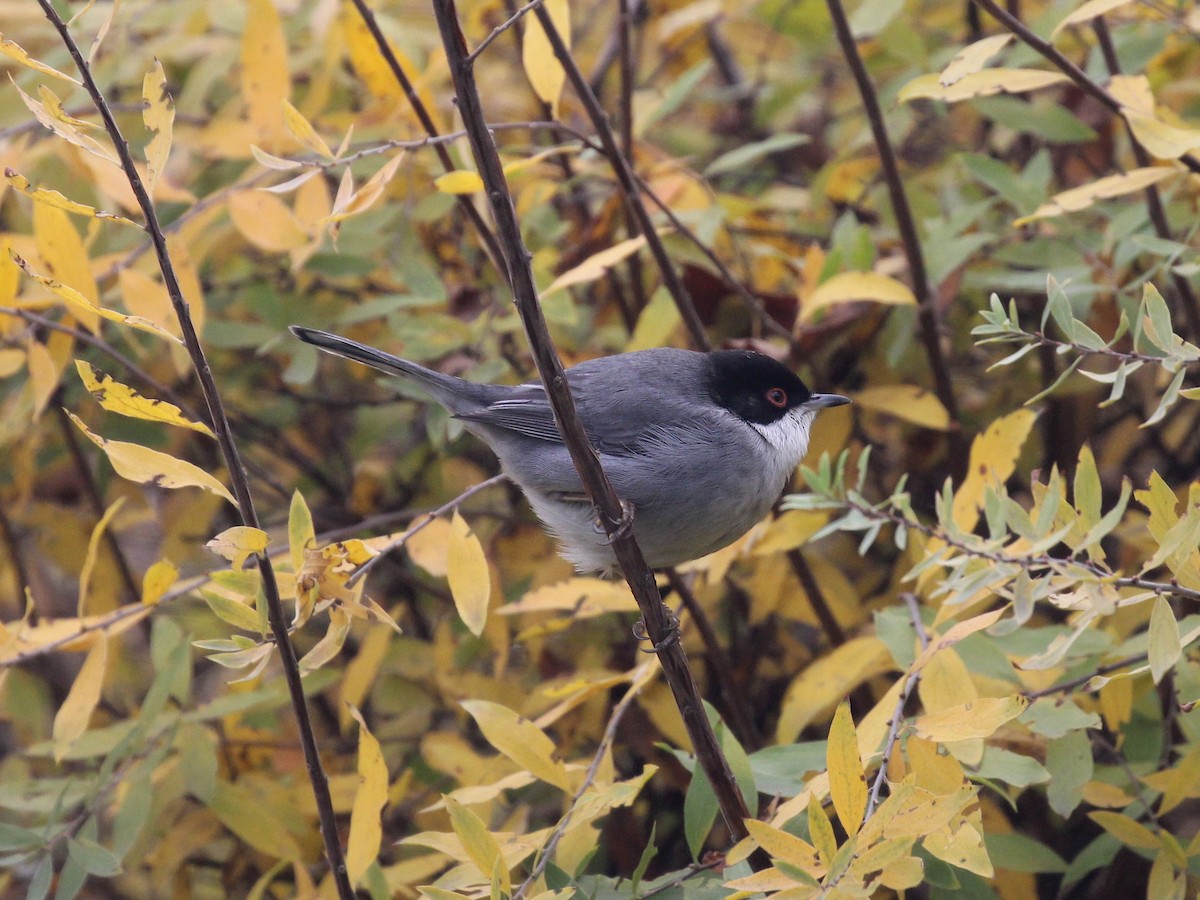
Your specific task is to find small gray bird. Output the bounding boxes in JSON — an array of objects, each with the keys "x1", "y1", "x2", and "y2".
[{"x1": 291, "y1": 326, "x2": 849, "y2": 574}]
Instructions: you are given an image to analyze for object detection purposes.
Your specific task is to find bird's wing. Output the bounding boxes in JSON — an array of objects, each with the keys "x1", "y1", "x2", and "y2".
[
  {"x1": 455, "y1": 394, "x2": 565, "y2": 443},
  {"x1": 455, "y1": 386, "x2": 677, "y2": 454}
]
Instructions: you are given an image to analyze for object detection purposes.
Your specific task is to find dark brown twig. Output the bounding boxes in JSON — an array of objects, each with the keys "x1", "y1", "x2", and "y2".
[
  {"x1": 969, "y1": 0, "x2": 1200, "y2": 175},
  {"x1": 863, "y1": 592, "x2": 927, "y2": 823},
  {"x1": 34, "y1": 5, "x2": 354, "y2": 895},
  {"x1": 52, "y1": 403, "x2": 141, "y2": 604},
  {"x1": 345, "y1": 0, "x2": 507, "y2": 277},
  {"x1": 431, "y1": 0, "x2": 757, "y2": 848},
  {"x1": 786, "y1": 549, "x2": 846, "y2": 646},
  {"x1": 823, "y1": 0, "x2": 963, "y2": 449},
  {"x1": 0, "y1": 501, "x2": 31, "y2": 605},
  {"x1": 529, "y1": 3, "x2": 712, "y2": 351},
  {"x1": 1092, "y1": 18, "x2": 1200, "y2": 342}
]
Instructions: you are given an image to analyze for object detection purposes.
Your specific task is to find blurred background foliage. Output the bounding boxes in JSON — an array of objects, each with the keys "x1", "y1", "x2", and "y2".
[{"x1": 0, "y1": 0, "x2": 1198, "y2": 896}]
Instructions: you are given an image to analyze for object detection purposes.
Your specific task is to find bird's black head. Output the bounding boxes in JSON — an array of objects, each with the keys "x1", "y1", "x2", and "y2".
[{"x1": 706, "y1": 350, "x2": 812, "y2": 425}]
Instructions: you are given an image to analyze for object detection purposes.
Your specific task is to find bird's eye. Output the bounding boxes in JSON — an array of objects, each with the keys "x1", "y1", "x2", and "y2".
[{"x1": 765, "y1": 387, "x2": 788, "y2": 408}]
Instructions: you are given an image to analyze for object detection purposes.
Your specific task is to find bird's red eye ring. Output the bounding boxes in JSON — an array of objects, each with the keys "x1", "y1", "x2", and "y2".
[{"x1": 765, "y1": 387, "x2": 788, "y2": 408}]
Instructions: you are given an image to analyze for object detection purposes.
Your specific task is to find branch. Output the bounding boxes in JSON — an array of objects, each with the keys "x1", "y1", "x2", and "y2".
[
  {"x1": 345, "y1": 0, "x2": 507, "y2": 276},
  {"x1": 1091, "y1": 18, "x2": 1200, "y2": 343},
  {"x1": 529, "y1": 3, "x2": 712, "y2": 351},
  {"x1": 969, "y1": 0, "x2": 1200, "y2": 176},
  {"x1": 863, "y1": 592, "x2": 927, "y2": 823},
  {"x1": 823, "y1": 0, "x2": 963, "y2": 452},
  {"x1": 346, "y1": 473, "x2": 508, "y2": 586},
  {"x1": 431, "y1": 0, "x2": 759, "y2": 849},
  {"x1": 513, "y1": 661, "x2": 655, "y2": 898},
  {"x1": 34, "y1": 5, "x2": 353, "y2": 895}
]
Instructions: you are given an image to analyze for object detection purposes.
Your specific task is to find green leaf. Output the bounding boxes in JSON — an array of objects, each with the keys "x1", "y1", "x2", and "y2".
[
  {"x1": 704, "y1": 133, "x2": 810, "y2": 177},
  {"x1": 984, "y1": 832, "x2": 1068, "y2": 873},
  {"x1": 1148, "y1": 596, "x2": 1182, "y2": 684},
  {"x1": 1045, "y1": 729, "x2": 1093, "y2": 817},
  {"x1": 66, "y1": 837, "x2": 122, "y2": 877}
]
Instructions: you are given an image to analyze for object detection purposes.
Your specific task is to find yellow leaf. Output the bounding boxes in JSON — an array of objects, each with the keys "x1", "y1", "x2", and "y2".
[
  {"x1": 202, "y1": 589, "x2": 263, "y2": 632},
  {"x1": 1052, "y1": 0, "x2": 1139, "y2": 36},
  {"x1": 1148, "y1": 595, "x2": 1181, "y2": 684},
  {"x1": 916, "y1": 607, "x2": 1007, "y2": 668},
  {"x1": 626, "y1": 287, "x2": 682, "y2": 353},
  {"x1": 79, "y1": 497, "x2": 126, "y2": 616},
  {"x1": 854, "y1": 385, "x2": 950, "y2": 430},
  {"x1": 14, "y1": 253, "x2": 183, "y2": 345},
  {"x1": 52, "y1": 637, "x2": 108, "y2": 760},
  {"x1": 142, "y1": 58, "x2": 175, "y2": 194},
  {"x1": 496, "y1": 577, "x2": 636, "y2": 619},
  {"x1": 1014, "y1": 166, "x2": 1178, "y2": 224},
  {"x1": 282, "y1": 99, "x2": 333, "y2": 159},
  {"x1": 25, "y1": 340, "x2": 59, "y2": 420},
  {"x1": 447, "y1": 511, "x2": 490, "y2": 637},
  {"x1": 33, "y1": 201, "x2": 99, "y2": 333},
  {"x1": 433, "y1": 170, "x2": 485, "y2": 195},
  {"x1": 802, "y1": 272, "x2": 916, "y2": 321},
  {"x1": 913, "y1": 695, "x2": 1029, "y2": 742},
  {"x1": 141, "y1": 559, "x2": 177, "y2": 605},
  {"x1": 460, "y1": 699, "x2": 571, "y2": 791},
  {"x1": 346, "y1": 707, "x2": 388, "y2": 884},
  {"x1": 117, "y1": 267, "x2": 182, "y2": 342},
  {"x1": 299, "y1": 606, "x2": 352, "y2": 672},
  {"x1": 0, "y1": 347, "x2": 24, "y2": 378},
  {"x1": 75, "y1": 360, "x2": 214, "y2": 436},
  {"x1": 340, "y1": 625, "x2": 393, "y2": 732},
  {"x1": 751, "y1": 510, "x2": 830, "y2": 556},
  {"x1": 288, "y1": 490, "x2": 315, "y2": 574},
  {"x1": 0, "y1": 34, "x2": 81, "y2": 83},
  {"x1": 899, "y1": 69, "x2": 1070, "y2": 103},
  {"x1": 326, "y1": 152, "x2": 405, "y2": 222},
  {"x1": 744, "y1": 819, "x2": 824, "y2": 875},
  {"x1": 67, "y1": 411, "x2": 236, "y2": 505},
  {"x1": 13, "y1": 81, "x2": 118, "y2": 165},
  {"x1": 1125, "y1": 111, "x2": 1200, "y2": 160},
  {"x1": 543, "y1": 235, "x2": 651, "y2": 297},
  {"x1": 1158, "y1": 745, "x2": 1200, "y2": 815},
  {"x1": 241, "y1": 0, "x2": 289, "y2": 140},
  {"x1": 827, "y1": 700, "x2": 867, "y2": 836},
  {"x1": 522, "y1": 0, "x2": 569, "y2": 112},
  {"x1": 206, "y1": 526, "x2": 270, "y2": 570},
  {"x1": 405, "y1": 518, "x2": 452, "y2": 576},
  {"x1": 939, "y1": 35, "x2": 1012, "y2": 86},
  {"x1": 775, "y1": 636, "x2": 893, "y2": 742},
  {"x1": 808, "y1": 795, "x2": 837, "y2": 863},
  {"x1": 951, "y1": 408, "x2": 1038, "y2": 532},
  {"x1": 228, "y1": 190, "x2": 308, "y2": 252},
  {"x1": 444, "y1": 796, "x2": 511, "y2": 894},
  {"x1": 208, "y1": 780, "x2": 302, "y2": 860},
  {"x1": 5, "y1": 170, "x2": 138, "y2": 227},
  {"x1": 1088, "y1": 811, "x2": 1159, "y2": 849}
]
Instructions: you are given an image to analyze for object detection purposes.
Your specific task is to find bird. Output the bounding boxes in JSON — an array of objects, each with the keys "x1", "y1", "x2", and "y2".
[{"x1": 290, "y1": 326, "x2": 849, "y2": 574}]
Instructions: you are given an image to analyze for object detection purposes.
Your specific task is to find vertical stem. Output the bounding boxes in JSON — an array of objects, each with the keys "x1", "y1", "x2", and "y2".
[
  {"x1": 35, "y1": 5, "x2": 353, "y2": 895},
  {"x1": 530, "y1": 3, "x2": 713, "y2": 351},
  {"x1": 821, "y1": 0, "x2": 964, "y2": 457},
  {"x1": 1092, "y1": 19, "x2": 1200, "y2": 343},
  {"x1": 432, "y1": 0, "x2": 757, "y2": 847}
]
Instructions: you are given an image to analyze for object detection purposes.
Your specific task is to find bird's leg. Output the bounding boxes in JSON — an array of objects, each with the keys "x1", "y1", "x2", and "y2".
[
  {"x1": 597, "y1": 498, "x2": 635, "y2": 543},
  {"x1": 632, "y1": 602, "x2": 681, "y2": 653}
]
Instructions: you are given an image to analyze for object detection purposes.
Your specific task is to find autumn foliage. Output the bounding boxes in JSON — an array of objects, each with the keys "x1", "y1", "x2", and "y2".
[{"x1": 1, "y1": 0, "x2": 1199, "y2": 898}]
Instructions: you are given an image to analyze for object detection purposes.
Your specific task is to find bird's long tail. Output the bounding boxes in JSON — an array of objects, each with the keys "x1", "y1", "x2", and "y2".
[{"x1": 290, "y1": 328, "x2": 446, "y2": 388}]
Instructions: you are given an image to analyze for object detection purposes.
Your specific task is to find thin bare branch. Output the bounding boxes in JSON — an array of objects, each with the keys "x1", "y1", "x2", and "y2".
[{"x1": 33, "y1": 5, "x2": 353, "y2": 894}]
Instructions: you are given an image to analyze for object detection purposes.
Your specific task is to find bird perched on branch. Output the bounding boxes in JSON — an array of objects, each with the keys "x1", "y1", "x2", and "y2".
[{"x1": 291, "y1": 326, "x2": 849, "y2": 574}]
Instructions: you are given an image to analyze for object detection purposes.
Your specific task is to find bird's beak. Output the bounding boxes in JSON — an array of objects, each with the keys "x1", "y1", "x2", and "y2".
[{"x1": 805, "y1": 393, "x2": 851, "y2": 409}]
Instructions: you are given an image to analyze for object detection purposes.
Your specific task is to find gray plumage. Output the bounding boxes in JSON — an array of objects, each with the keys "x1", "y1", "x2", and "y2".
[{"x1": 291, "y1": 326, "x2": 848, "y2": 574}]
